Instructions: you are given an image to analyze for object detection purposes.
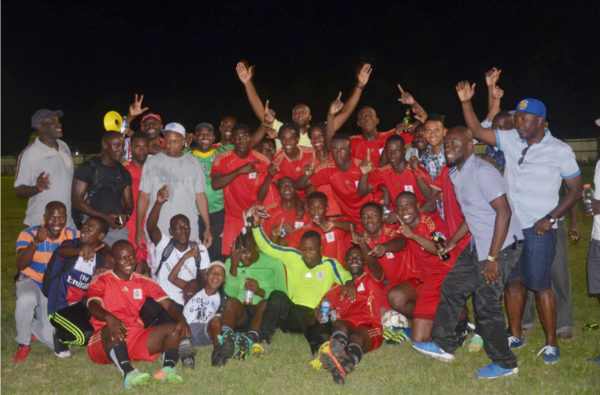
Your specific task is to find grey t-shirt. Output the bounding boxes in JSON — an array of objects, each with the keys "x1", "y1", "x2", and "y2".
[
  {"x1": 14, "y1": 138, "x2": 74, "y2": 227},
  {"x1": 139, "y1": 152, "x2": 206, "y2": 241}
]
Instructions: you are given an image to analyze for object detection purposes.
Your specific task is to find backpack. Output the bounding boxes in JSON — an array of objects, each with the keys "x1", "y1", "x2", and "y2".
[
  {"x1": 42, "y1": 239, "x2": 105, "y2": 315},
  {"x1": 154, "y1": 239, "x2": 202, "y2": 278},
  {"x1": 71, "y1": 157, "x2": 130, "y2": 228}
]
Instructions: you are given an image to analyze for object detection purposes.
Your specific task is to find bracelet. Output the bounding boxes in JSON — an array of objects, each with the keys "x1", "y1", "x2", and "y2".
[
  {"x1": 356, "y1": 84, "x2": 365, "y2": 90},
  {"x1": 262, "y1": 122, "x2": 273, "y2": 128}
]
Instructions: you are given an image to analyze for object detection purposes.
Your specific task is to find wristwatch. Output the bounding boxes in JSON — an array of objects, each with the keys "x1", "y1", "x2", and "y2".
[
  {"x1": 487, "y1": 255, "x2": 497, "y2": 262},
  {"x1": 545, "y1": 214, "x2": 556, "y2": 224}
]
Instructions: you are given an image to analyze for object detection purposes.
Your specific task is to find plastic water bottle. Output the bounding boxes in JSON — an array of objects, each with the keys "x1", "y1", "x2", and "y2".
[
  {"x1": 583, "y1": 184, "x2": 595, "y2": 216},
  {"x1": 321, "y1": 299, "x2": 331, "y2": 323},
  {"x1": 243, "y1": 288, "x2": 254, "y2": 306},
  {"x1": 120, "y1": 115, "x2": 128, "y2": 134},
  {"x1": 431, "y1": 232, "x2": 450, "y2": 261}
]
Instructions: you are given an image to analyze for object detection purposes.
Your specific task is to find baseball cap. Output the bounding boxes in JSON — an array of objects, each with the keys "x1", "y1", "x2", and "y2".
[
  {"x1": 31, "y1": 109, "x2": 63, "y2": 128},
  {"x1": 516, "y1": 98, "x2": 546, "y2": 119},
  {"x1": 140, "y1": 112, "x2": 163, "y2": 125},
  {"x1": 161, "y1": 122, "x2": 186, "y2": 137},
  {"x1": 194, "y1": 122, "x2": 215, "y2": 132},
  {"x1": 207, "y1": 260, "x2": 226, "y2": 273}
]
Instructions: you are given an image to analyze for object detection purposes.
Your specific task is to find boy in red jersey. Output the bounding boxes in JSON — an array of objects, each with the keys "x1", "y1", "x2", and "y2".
[
  {"x1": 210, "y1": 124, "x2": 272, "y2": 256},
  {"x1": 316, "y1": 245, "x2": 385, "y2": 384},
  {"x1": 261, "y1": 176, "x2": 309, "y2": 238},
  {"x1": 87, "y1": 240, "x2": 190, "y2": 389},
  {"x1": 394, "y1": 192, "x2": 456, "y2": 342},
  {"x1": 271, "y1": 123, "x2": 315, "y2": 198}
]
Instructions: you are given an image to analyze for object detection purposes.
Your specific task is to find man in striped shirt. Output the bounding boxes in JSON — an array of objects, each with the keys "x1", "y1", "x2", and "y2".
[{"x1": 14, "y1": 201, "x2": 78, "y2": 362}]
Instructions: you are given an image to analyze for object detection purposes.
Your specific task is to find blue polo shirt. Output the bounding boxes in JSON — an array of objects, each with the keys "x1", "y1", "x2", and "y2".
[
  {"x1": 495, "y1": 129, "x2": 580, "y2": 229},
  {"x1": 449, "y1": 154, "x2": 523, "y2": 261}
]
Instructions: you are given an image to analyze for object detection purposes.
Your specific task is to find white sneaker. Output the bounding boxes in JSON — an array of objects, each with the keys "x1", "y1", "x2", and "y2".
[{"x1": 54, "y1": 349, "x2": 71, "y2": 358}]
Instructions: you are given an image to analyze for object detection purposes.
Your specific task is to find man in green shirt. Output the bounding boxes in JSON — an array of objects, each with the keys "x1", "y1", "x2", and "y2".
[
  {"x1": 186, "y1": 123, "x2": 228, "y2": 260},
  {"x1": 211, "y1": 231, "x2": 287, "y2": 366},
  {"x1": 248, "y1": 213, "x2": 352, "y2": 358}
]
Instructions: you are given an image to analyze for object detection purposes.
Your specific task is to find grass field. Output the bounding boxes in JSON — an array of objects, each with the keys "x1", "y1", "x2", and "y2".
[{"x1": 1, "y1": 172, "x2": 599, "y2": 394}]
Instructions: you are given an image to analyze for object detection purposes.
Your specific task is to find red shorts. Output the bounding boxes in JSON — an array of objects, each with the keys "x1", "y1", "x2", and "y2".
[
  {"x1": 87, "y1": 325, "x2": 159, "y2": 364},
  {"x1": 412, "y1": 276, "x2": 445, "y2": 320},
  {"x1": 382, "y1": 277, "x2": 423, "y2": 310},
  {"x1": 364, "y1": 322, "x2": 383, "y2": 351}
]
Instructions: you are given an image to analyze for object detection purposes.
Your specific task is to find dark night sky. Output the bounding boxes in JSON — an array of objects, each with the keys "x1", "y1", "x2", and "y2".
[{"x1": 2, "y1": 0, "x2": 599, "y2": 155}]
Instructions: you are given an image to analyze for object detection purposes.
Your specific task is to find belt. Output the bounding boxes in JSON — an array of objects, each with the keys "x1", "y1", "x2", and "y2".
[{"x1": 511, "y1": 240, "x2": 524, "y2": 249}]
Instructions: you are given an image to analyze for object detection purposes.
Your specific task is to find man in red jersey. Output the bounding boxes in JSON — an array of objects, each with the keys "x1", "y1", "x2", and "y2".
[
  {"x1": 211, "y1": 124, "x2": 272, "y2": 256},
  {"x1": 87, "y1": 240, "x2": 190, "y2": 389},
  {"x1": 124, "y1": 132, "x2": 150, "y2": 271},
  {"x1": 271, "y1": 123, "x2": 315, "y2": 198},
  {"x1": 261, "y1": 176, "x2": 309, "y2": 238}
]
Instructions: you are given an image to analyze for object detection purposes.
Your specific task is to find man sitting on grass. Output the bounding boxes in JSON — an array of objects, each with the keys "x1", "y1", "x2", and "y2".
[
  {"x1": 314, "y1": 244, "x2": 385, "y2": 385},
  {"x1": 87, "y1": 240, "x2": 191, "y2": 389}
]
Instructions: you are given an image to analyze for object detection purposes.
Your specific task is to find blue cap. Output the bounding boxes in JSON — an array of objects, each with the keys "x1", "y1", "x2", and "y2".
[{"x1": 516, "y1": 98, "x2": 546, "y2": 119}]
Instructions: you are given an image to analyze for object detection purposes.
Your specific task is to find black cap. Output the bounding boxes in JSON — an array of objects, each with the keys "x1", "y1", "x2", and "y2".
[{"x1": 31, "y1": 109, "x2": 63, "y2": 129}]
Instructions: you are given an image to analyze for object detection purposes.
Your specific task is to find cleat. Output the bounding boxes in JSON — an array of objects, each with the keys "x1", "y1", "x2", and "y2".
[
  {"x1": 13, "y1": 345, "x2": 30, "y2": 363},
  {"x1": 124, "y1": 369, "x2": 150, "y2": 390},
  {"x1": 234, "y1": 333, "x2": 253, "y2": 360},
  {"x1": 179, "y1": 338, "x2": 195, "y2": 369},
  {"x1": 476, "y1": 363, "x2": 518, "y2": 379},
  {"x1": 384, "y1": 326, "x2": 410, "y2": 344},
  {"x1": 319, "y1": 339, "x2": 354, "y2": 385},
  {"x1": 457, "y1": 329, "x2": 469, "y2": 347},
  {"x1": 537, "y1": 345, "x2": 560, "y2": 364},
  {"x1": 468, "y1": 334, "x2": 483, "y2": 353},
  {"x1": 466, "y1": 321, "x2": 476, "y2": 333},
  {"x1": 309, "y1": 341, "x2": 331, "y2": 370},
  {"x1": 153, "y1": 366, "x2": 183, "y2": 384},
  {"x1": 412, "y1": 341, "x2": 455, "y2": 362},
  {"x1": 250, "y1": 341, "x2": 270, "y2": 357},
  {"x1": 507, "y1": 336, "x2": 525, "y2": 349},
  {"x1": 211, "y1": 331, "x2": 236, "y2": 366}
]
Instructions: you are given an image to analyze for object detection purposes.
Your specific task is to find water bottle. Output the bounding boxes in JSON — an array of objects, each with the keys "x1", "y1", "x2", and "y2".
[
  {"x1": 320, "y1": 299, "x2": 331, "y2": 323},
  {"x1": 583, "y1": 184, "x2": 595, "y2": 216},
  {"x1": 120, "y1": 115, "x2": 128, "y2": 134},
  {"x1": 243, "y1": 289, "x2": 254, "y2": 305},
  {"x1": 431, "y1": 232, "x2": 450, "y2": 261}
]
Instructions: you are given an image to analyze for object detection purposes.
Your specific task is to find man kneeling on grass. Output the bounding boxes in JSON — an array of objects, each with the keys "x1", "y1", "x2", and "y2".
[
  {"x1": 313, "y1": 244, "x2": 386, "y2": 385},
  {"x1": 87, "y1": 240, "x2": 191, "y2": 390}
]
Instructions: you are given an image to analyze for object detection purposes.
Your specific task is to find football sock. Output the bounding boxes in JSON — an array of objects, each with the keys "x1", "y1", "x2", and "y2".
[
  {"x1": 109, "y1": 344, "x2": 134, "y2": 378},
  {"x1": 162, "y1": 348, "x2": 179, "y2": 368},
  {"x1": 222, "y1": 325, "x2": 233, "y2": 334},
  {"x1": 332, "y1": 331, "x2": 349, "y2": 347},
  {"x1": 347, "y1": 343, "x2": 363, "y2": 365},
  {"x1": 247, "y1": 330, "x2": 259, "y2": 342}
]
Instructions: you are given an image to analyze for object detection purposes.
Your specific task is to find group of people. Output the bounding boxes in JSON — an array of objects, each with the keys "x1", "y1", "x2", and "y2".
[{"x1": 12, "y1": 62, "x2": 599, "y2": 388}]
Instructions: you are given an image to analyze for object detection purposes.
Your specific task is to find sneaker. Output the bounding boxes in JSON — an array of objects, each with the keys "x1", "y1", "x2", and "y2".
[
  {"x1": 457, "y1": 329, "x2": 469, "y2": 347},
  {"x1": 124, "y1": 369, "x2": 150, "y2": 390},
  {"x1": 588, "y1": 354, "x2": 600, "y2": 365},
  {"x1": 476, "y1": 363, "x2": 518, "y2": 379},
  {"x1": 178, "y1": 338, "x2": 195, "y2": 369},
  {"x1": 250, "y1": 341, "x2": 270, "y2": 357},
  {"x1": 234, "y1": 333, "x2": 253, "y2": 360},
  {"x1": 319, "y1": 339, "x2": 354, "y2": 384},
  {"x1": 53, "y1": 334, "x2": 71, "y2": 358},
  {"x1": 153, "y1": 366, "x2": 183, "y2": 384},
  {"x1": 13, "y1": 345, "x2": 30, "y2": 363},
  {"x1": 383, "y1": 327, "x2": 411, "y2": 344},
  {"x1": 31, "y1": 334, "x2": 39, "y2": 342},
  {"x1": 211, "y1": 331, "x2": 236, "y2": 366},
  {"x1": 557, "y1": 332, "x2": 574, "y2": 342},
  {"x1": 537, "y1": 345, "x2": 560, "y2": 364},
  {"x1": 466, "y1": 321, "x2": 476, "y2": 333},
  {"x1": 507, "y1": 336, "x2": 525, "y2": 349},
  {"x1": 412, "y1": 341, "x2": 455, "y2": 362},
  {"x1": 308, "y1": 341, "x2": 330, "y2": 370},
  {"x1": 468, "y1": 334, "x2": 483, "y2": 353}
]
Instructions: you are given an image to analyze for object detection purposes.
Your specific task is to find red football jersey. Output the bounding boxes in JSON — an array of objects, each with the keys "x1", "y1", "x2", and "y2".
[
  {"x1": 87, "y1": 271, "x2": 168, "y2": 331},
  {"x1": 272, "y1": 146, "x2": 315, "y2": 199},
  {"x1": 284, "y1": 222, "x2": 351, "y2": 264},
  {"x1": 262, "y1": 203, "x2": 310, "y2": 238},
  {"x1": 320, "y1": 271, "x2": 384, "y2": 329},
  {"x1": 369, "y1": 164, "x2": 431, "y2": 210}
]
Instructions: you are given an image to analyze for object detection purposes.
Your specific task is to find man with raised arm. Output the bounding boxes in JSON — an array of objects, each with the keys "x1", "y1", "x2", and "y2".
[
  {"x1": 412, "y1": 126, "x2": 524, "y2": 379},
  {"x1": 455, "y1": 81, "x2": 582, "y2": 364},
  {"x1": 236, "y1": 61, "x2": 372, "y2": 147},
  {"x1": 15, "y1": 109, "x2": 74, "y2": 228}
]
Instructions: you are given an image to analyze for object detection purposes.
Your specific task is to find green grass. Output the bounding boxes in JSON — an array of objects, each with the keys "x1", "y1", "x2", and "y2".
[{"x1": 2, "y1": 172, "x2": 599, "y2": 394}]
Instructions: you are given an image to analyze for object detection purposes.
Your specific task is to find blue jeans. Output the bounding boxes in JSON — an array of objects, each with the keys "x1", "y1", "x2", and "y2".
[{"x1": 509, "y1": 226, "x2": 557, "y2": 291}]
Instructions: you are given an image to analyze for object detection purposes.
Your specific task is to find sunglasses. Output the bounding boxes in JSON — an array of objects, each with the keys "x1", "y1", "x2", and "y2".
[{"x1": 518, "y1": 147, "x2": 529, "y2": 165}]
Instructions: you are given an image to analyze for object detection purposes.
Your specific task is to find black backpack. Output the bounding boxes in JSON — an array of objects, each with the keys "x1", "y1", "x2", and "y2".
[{"x1": 154, "y1": 239, "x2": 202, "y2": 277}]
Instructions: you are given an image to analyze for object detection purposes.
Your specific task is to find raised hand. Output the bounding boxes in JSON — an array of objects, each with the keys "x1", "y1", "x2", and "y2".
[
  {"x1": 397, "y1": 84, "x2": 416, "y2": 106},
  {"x1": 268, "y1": 163, "x2": 278, "y2": 177},
  {"x1": 263, "y1": 99, "x2": 276, "y2": 125},
  {"x1": 359, "y1": 150, "x2": 375, "y2": 175},
  {"x1": 238, "y1": 161, "x2": 262, "y2": 174},
  {"x1": 396, "y1": 218, "x2": 415, "y2": 240},
  {"x1": 184, "y1": 245, "x2": 200, "y2": 260},
  {"x1": 36, "y1": 172, "x2": 51, "y2": 192},
  {"x1": 271, "y1": 217, "x2": 286, "y2": 238},
  {"x1": 356, "y1": 63, "x2": 372, "y2": 88},
  {"x1": 236, "y1": 60, "x2": 255, "y2": 84},
  {"x1": 485, "y1": 67, "x2": 502, "y2": 87},
  {"x1": 408, "y1": 152, "x2": 419, "y2": 172},
  {"x1": 157, "y1": 184, "x2": 169, "y2": 204},
  {"x1": 304, "y1": 151, "x2": 316, "y2": 177},
  {"x1": 492, "y1": 85, "x2": 504, "y2": 100},
  {"x1": 455, "y1": 81, "x2": 476, "y2": 103},
  {"x1": 328, "y1": 92, "x2": 344, "y2": 116},
  {"x1": 36, "y1": 225, "x2": 48, "y2": 243},
  {"x1": 128, "y1": 93, "x2": 149, "y2": 118},
  {"x1": 316, "y1": 219, "x2": 335, "y2": 233},
  {"x1": 351, "y1": 229, "x2": 364, "y2": 245},
  {"x1": 368, "y1": 242, "x2": 386, "y2": 257}
]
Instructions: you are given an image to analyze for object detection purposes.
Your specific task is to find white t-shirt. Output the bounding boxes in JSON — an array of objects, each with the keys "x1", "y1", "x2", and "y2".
[
  {"x1": 183, "y1": 288, "x2": 223, "y2": 324},
  {"x1": 592, "y1": 160, "x2": 600, "y2": 241},
  {"x1": 151, "y1": 233, "x2": 210, "y2": 306}
]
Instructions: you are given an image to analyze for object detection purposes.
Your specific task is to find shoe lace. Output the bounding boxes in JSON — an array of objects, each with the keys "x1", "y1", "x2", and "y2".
[
  {"x1": 536, "y1": 345, "x2": 556, "y2": 357},
  {"x1": 507, "y1": 336, "x2": 521, "y2": 344}
]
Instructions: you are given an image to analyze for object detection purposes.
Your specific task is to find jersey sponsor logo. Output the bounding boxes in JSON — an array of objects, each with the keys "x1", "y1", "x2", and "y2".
[
  {"x1": 133, "y1": 289, "x2": 143, "y2": 299},
  {"x1": 325, "y1": 232, "x2": 336, "y2": 243},
  {"x1": 294, "y1": 221, "x2": 304, "y2": 228},
  {"x1": 248, "y1": 172, "x2": 257, "y2": 179},
  {"x1": 316, "y1": 271, "x2": 325, "y2": 280},
  {"x1": 66, "y1": 273, "x2": 92, "y2": 290},
  {"x1": 385, "y1": 252, "x2": 394, "y2": 259},
  {"x1": 404, "y1": 185, "x2": 414, "y2": 193}
]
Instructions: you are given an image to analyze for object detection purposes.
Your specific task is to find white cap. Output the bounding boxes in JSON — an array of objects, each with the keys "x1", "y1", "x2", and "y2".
[
  {"x1": 207, "y1": 260, "x2": 226, "y2": 272},
  {"x1": 161, "y1": 122, "x2": 186, "y2": 137}
]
